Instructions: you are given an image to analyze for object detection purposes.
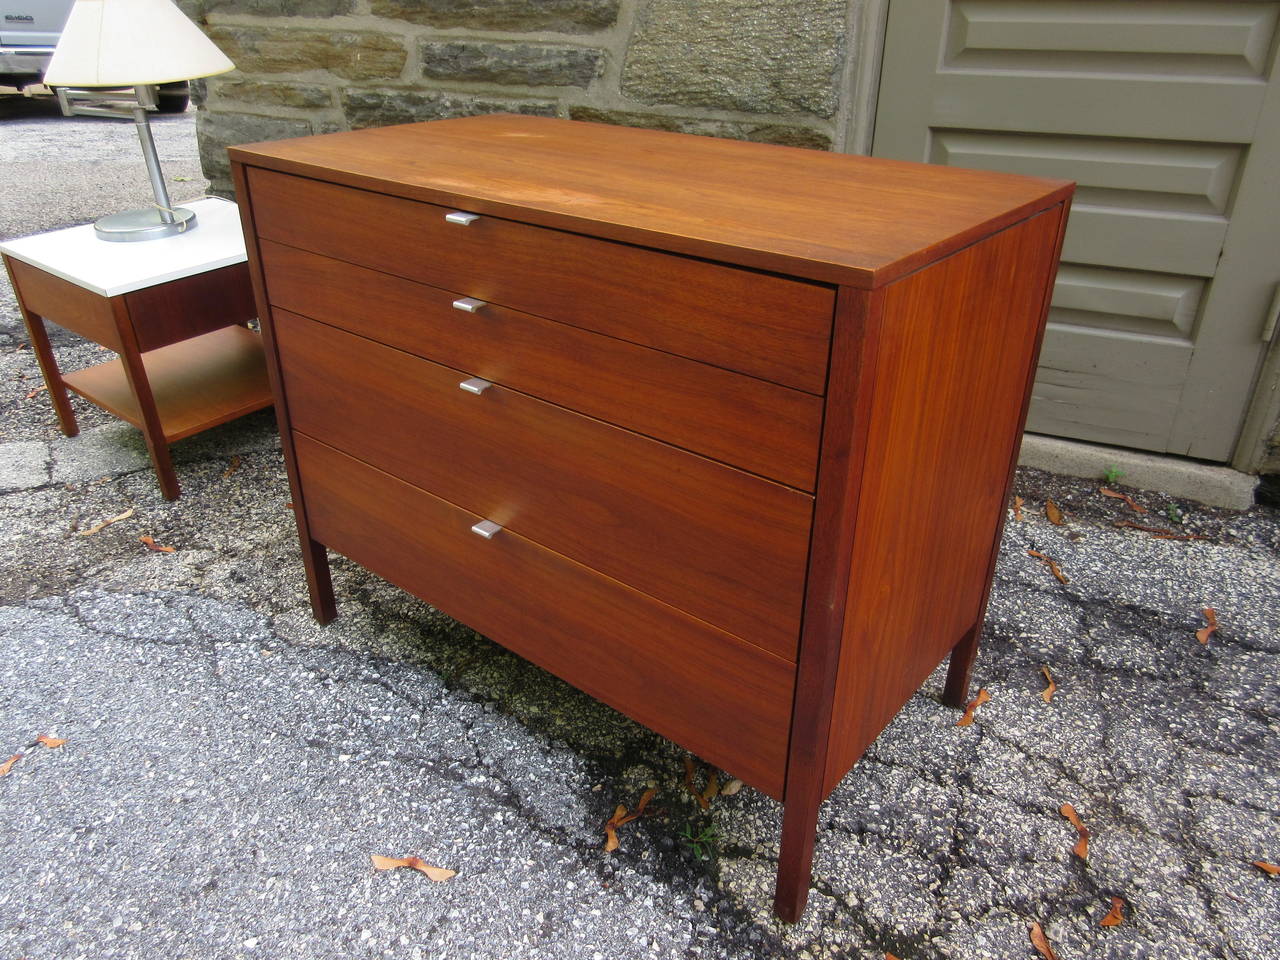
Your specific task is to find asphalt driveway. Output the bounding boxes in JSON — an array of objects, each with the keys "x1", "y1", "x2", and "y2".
[{"x1": 1, "y1": 91, "x2": 1278, "y2": 960}]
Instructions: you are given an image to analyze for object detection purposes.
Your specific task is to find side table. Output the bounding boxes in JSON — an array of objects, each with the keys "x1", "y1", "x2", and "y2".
[{"x1": 1, "y1": 197, "x2": 272, "y2": 500}]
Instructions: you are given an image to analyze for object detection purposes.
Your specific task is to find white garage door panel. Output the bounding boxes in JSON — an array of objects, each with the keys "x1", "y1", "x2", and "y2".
[
  {"x1": 930, "y1": 132, "x2": 1240, "y2": 217},
  {"x1": 1053, "y1": 266, "x2": 1204, "y2": 339},
  {"x1": 929, "y1": 75, "x2": 1265, "y2": 144},
  {"x1": 1032, "y1": 327, "x2": 1192, "y2": 447},
  {"x1": 875, "y1": 0, "x2": 1280, "y2": 460},
  {"x1": 948, "y1": 0, "x2": 1279, "y2": 76}
]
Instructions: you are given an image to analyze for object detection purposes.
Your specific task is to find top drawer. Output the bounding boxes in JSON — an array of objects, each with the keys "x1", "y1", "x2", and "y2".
[{"x1": 245, "y1": 167, "x2": 835, "y2": 395}]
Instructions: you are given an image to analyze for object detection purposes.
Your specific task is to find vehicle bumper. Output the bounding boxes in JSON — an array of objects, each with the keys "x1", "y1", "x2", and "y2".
[{"x1": 0, "y1": 46, "x2": 53, "y2": 81}]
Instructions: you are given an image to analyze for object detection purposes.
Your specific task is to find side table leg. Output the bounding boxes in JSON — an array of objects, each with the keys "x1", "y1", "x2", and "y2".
[
  {"x1": 114, "y1": 304, "x2": 180, "y2": 500},
  {"x1": 19, "y1": 308, "x2": 79, "y2": 437},
  {"x1": 943, "y1": 623, "x2": 980, "y2": 708}
]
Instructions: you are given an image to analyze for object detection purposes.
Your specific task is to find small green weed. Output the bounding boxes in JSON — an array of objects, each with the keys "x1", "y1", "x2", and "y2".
[
  {"x1": 1103, "y1": 465, "x2": 1125, "y2": 485},
  {"x1": 1165, "y1": 504, "x2": 1185, "y2": 524},
  {"x1": 680, "y1": 822, "x2": 719, "y2": 860}
]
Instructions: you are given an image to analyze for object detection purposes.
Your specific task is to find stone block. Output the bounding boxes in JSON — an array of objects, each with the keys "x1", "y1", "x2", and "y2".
[
  {"x1": 371, "y1": 0, "x2": 619, "y2": 33},
  {"x1": 421, "y1": 41, "x2": 604, "y2": 88},
  {"x1": 210, "y1": 79, "x2": 334, "y2": 109},
  {"x1": 621, "y1": 0, "x2": 846, "y2": 118},
  {"x1": 209, "y1": 26, "x2": 407, "y2": 82},
  {"x1": 341, "y1": 89, "x2": 557, "y2": 129},
  {"x1": 196, "y1": 110, "x2": 313, "y2": 196},
  {"x1": 195, "y1": 0, "x2": 355, "y2": 15},
  {"x1": 567, "y1": 106, "x2": 831, "y2": 150}
]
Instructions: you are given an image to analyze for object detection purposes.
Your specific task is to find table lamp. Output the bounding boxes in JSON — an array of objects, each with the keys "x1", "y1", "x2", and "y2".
[{"x1": 42, "y1": 0, "x2": 234, "y2": 242}]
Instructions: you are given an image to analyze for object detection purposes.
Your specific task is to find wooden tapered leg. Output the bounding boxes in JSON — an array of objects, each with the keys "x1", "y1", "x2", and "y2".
[
  {"x1": 302, "y1": 537, "x2": 337, "y2": 624},
  {"x1": 110, "y1": 300, "x2": 180, "y2": 499},
  {"x1": 774, "y1": 795, "x2": 823, "y2": 922},
  {"x1": 942, "y1": 623, "x2": 980, "y2": 708},
  {"x1": 19, "y1": 307, "x2": 79, "y2": 437}
]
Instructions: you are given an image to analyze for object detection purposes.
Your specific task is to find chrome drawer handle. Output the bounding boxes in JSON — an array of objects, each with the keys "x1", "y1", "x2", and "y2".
[
  {"x1": 452, "y1": 297, "x2": 486, "y2": 313},
  {"x1": 459, "y1": 377, "x2": 492, "y2": 395},
  {"x1": 471, "y1": 519, "x2": 502, "y2": 539},
  {"x1": 445, "y1": 211, "x2": 479, "y2": 226}
]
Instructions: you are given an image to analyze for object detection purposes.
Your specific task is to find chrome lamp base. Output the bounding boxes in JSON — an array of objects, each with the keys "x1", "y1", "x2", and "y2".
[
  {"x1": 56, "y1": 85, "x2": 199, "y2": 243},
  {"x1": 94, "y1": 205, "x2": 198, "y2": 242}
]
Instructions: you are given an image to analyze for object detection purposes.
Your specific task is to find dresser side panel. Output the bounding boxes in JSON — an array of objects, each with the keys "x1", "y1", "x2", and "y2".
[{"x1": 822, "y1": 206, "x2": 1065, "y2": 792}]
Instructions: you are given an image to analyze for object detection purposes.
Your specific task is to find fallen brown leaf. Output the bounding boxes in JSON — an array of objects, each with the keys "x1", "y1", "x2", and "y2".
[
  {"x1": 701, "y1": 771, "x2": 720, "y2": 809},
  {"x1": 719, "y1": 778, "x2": 744, "y2": 797},
  {"x1": 1100, "y1": 896, "x2": 1125, "y2": 927},
  {"x1": 1251, "y1": 861, "x2": 1280, "y2": 876},
  {"x1": 886, "y1": 954, "x2": 901, "y2": 960},
  {"x1": 370, "y1": 854, "x2": 455, "y2": 882},
  {"x1": 0, "y1": 753, "x2": 22, "y2": 776},
  {"x1": 603, "y1": 787, "x2": 657, "y2": 851},
  {"x1": 1040, "y1": 666, "x2": 1057, "y2": 703},
  {"x1": 1028, "y1": 549, "x2": 1069, "y2": 585},
  {"x1": 604, "y1": 804, "x2": 626, "y2": 852},
  {"x1": 1113, "y1": 519, "x2": 1210, "y2": 541},
  {"x1": 1030, "y1": 921, "x2": 1059, "y2": 960},
  {"x1": 1100, "y1": 487, "x2": 1148, "y2": 514},
  {"x1": 223, "y1": 455, "x2": 242, "y2": 479},
  {"x1": 1060, "y1": 803, "x2": 1090, "y2": 859},
  {"x1": 25, "y1": 385, "x2": 47, "y2": 400},
  {"x1": 1196, "y1": 608, "x2": 1218, "y2": 646},
  {"x1": 139, "y1": 535, "x2": 176, "y2": 553},
  {"x1": 35, "y1": 735, "x2": 66, "y2": 749},
  {"x1": 1013, "y1": 496, "x2": 1024, "y2": 521},
  {"x1": 956, "y1": 688, "x2": 991, "y2": 727},
  {"x1": 1045, "y1": 500, "x2": 1065, "y2": 526},
  {"x1": 78, "y1": 507, "x2": 135, "y2": 536}
]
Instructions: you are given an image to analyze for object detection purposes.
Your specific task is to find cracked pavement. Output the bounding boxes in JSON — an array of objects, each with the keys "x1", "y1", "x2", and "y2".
[{"x1": 1, "y1": 92, "x2": 1278, "y2": 959}]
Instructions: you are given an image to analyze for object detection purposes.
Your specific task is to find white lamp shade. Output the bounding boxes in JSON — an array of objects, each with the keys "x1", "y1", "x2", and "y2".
[{"x1": 44, "y1": 0, "x2": 234, "y2": 87}]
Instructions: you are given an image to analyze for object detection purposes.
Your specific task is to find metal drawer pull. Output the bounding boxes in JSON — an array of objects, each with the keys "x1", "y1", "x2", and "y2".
[
  {"x1": 459, "y1": 377, "x2": 493, "y2": 395},
  {"x1": 445, "y1": 211, "x2": 479, "y2": 225},
  {"x1": 470, "y1": 519, "x2": 502, "y2": 539},
  {"x1": 453, "y1": 297, "x2": 487, "y2": 313}
]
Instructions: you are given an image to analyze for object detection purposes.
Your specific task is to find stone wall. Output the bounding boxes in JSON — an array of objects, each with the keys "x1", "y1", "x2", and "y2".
[{"x1": 187, "y1": 0, "x2": 862, "y2": 196}]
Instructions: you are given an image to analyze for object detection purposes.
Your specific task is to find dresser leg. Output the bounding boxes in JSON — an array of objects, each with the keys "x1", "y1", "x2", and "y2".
[
  {"x1": 773, "y1": 795, "x2": 822, "y2": 922},
  {"x1": 943, "y1": 623, "x2": 979, "y2": 708},
  {"x1": 302, "y1": 538, "x2": 337, "y2": 624}
]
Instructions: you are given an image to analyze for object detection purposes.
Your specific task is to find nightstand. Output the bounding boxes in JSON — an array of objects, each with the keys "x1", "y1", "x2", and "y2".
[{"x1": 1, "y1": 197, "x2": 271, "y2": 500}]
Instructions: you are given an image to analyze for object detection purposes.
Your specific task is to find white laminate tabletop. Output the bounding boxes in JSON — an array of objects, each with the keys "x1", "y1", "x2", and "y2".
[{"x1": 0, "y1": 197, "x2": 248, "y2": 298}]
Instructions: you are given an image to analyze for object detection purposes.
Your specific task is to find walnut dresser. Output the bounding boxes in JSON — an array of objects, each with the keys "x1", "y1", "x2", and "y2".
[{"x1": 229, "y1": 115, "x2": 1072, "y2": 920}]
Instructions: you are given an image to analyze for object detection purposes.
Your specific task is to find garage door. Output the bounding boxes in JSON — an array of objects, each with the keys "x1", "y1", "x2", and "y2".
[{"x1": 873, "y1": 0, "x2": 1280, "y2": 461}]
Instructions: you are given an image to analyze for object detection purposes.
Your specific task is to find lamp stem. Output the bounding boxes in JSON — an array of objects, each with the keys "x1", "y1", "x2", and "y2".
[{"x1": 132, "y1": 99, "x2": 176, "y2": 224}]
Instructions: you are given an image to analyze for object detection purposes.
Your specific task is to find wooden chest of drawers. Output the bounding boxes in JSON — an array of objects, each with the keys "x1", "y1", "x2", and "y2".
[{"x1": 229, "y1": 115, "x2": 1072, "y2": 920}]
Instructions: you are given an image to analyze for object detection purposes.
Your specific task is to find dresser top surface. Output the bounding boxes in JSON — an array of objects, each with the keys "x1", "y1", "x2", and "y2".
[{"x1": 229, "y1": 114, "x2": 1071, "y2": 288}]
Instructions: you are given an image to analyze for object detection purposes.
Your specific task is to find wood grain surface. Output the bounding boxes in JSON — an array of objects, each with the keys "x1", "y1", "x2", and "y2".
[
  {"x1": 274, "y1": 310, "x2": 813, "y2": 660},
  {"x1": 822, "y1": 206, "x2": 1065, "y2": 793},
  {"x1": 124, "y1": 263, "x2": 257, "y2": 353},
  {"x1": 258, "y1": 240, "x2": 823, "y2": 490},
  {"x1": 296, "y1": 432, "x2": 796, "y2": 798},
  {"x1": 248, "y1": 168, "x2": 835, "y2": 394},
  {"x1": 228, "y1": 113, "x2": 1072, "y2": 288},
  {"x1": 4, "y1": 256, "x2": 121, "y2": 352},
  {"x1": 60, "y1": 325, "x2": 273, "y2": 443}
]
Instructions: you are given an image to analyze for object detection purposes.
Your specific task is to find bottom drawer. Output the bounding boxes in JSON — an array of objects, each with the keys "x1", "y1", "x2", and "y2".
[{"x1": 295, "y1": 432, "x2": 795, "y2": 798}]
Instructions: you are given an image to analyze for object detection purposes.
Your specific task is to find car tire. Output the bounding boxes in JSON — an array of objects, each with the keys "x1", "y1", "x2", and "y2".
[{"x1": 155, "y1": 81, "x2": 189, "y2": 114}]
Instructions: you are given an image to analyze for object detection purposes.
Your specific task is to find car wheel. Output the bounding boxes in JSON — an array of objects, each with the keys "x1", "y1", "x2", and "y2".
[{"x1": 155, "y1": 81, "x2": 189, "y2": 114}]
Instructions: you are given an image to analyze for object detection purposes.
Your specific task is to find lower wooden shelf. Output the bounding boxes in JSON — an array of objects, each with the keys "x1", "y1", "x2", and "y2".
[{"x1": 62, "y1": 325, "x2": 273, "y2": 443}]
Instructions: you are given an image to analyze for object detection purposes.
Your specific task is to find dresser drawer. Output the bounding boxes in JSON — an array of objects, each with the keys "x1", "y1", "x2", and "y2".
[
  {"x1": 247, "y1": 167, "x2": 834, "y2": 394},
  {"x1": 274, "y1": 310, "x2": 812, "y2": 660},
  {"x1": 295, "y1": 432, "x2": 794, "y2": 798},
  {"x1": 259, "y1": 240, "x2": 822, "y2": 490}
]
